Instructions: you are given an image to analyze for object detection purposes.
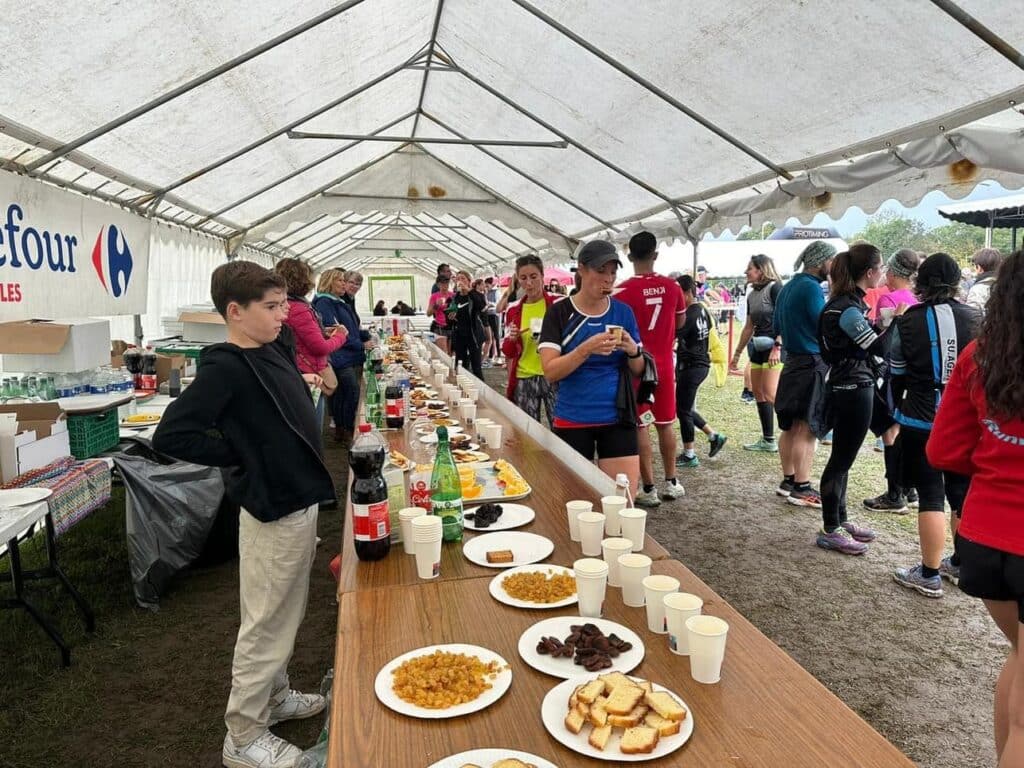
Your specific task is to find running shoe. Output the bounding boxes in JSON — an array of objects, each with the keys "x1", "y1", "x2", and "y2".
[
  {"x1": 862, "y1": 493, "x2": 908, "y2": 513},
  {"x1": 893, "y1": 565, "x2": 943, "y2": 598},
  {"x1": 787, "y1": 486, "x2": 823, "y2": 508},
  {"x1": 708, "y1": 433, "x2": 728, "y2": 457},
  {"x1": 675, "y1": 454, "x2": 700, "y2": 468},
  {"x1": 906, "y1": 488, "x2": 920, "y2": 509},
  {"x1": 816, "y1": 527, "x2": 868, "y2": 555},
  {"x1": 660, "y1": 480, "x2": 685, "y2": 500},
  {"x1": 821, "y1": 431, "x2": 833, "y2": 445},
  {"x1": 743, "y1": 437, "x2": 778, "y2": 453},
  {"x1": 938, "y1": 556, "x2": 960, "y2": 586},
  {"x1": 841, "y1": 520, "x2": 877, "y2": 543},
  {"x1": 481, "y1": 359, "x2": 493, "y2": 368},
  {"x1": 634, "y1": 488, "x2": 661, "y2": 507},
  {"x1": 776, "y1": 479, "x2": 795, "y2": 497},
  {"x1": 741, "y1": 388, "x2": 755, "y2": 403}
]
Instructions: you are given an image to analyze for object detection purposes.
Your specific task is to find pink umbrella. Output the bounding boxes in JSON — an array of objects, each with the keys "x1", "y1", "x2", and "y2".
[{"x1": 496, "y1": 266, "x2": 574, "y2": 287}]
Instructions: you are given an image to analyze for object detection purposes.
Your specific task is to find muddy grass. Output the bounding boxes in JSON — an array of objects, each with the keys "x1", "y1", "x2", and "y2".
[{"x1": 0, "y1": 368, "x2": 1002, "y2": 768}]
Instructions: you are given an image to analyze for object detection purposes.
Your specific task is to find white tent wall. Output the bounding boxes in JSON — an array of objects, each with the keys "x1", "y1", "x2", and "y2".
[{"x1": 352, "y1": 265, "x2": 435, "y2": 316}]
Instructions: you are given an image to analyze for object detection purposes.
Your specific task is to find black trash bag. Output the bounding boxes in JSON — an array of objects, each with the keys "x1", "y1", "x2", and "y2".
[{"x1": 113, "y1": 441, "x2": 234, "y2": 610}]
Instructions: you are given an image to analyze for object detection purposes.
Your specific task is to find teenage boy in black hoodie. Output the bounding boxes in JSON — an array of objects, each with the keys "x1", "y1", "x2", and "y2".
[{"x1": 154, "y1": 261, "x2": 334, "y2": 768}]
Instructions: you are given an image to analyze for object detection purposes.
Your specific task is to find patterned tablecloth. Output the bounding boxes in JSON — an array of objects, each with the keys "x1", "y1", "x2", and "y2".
[{"x1": 0, "y1": 457, "x2": 112, "y2": 537}]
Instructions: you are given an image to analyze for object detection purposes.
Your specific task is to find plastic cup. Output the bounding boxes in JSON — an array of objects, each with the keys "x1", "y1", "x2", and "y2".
[
  {"x1": 434, "y1": 372, "x2": 446, "y2": 389},
  {"x1": 460, "y1": 400, "x2": 476, "y2": 424},
  {"x1": 577, "y1": 511, "x2": 606, "y2": 557},
  {"x1": 619, "y1": 508, "x2": 648, "y2": 552},
  {"x1": 602, "y1": 538, "x2": 633, "y2": 587},
  {"x1": 565, "y1": 500, "x2": 592, "y2": 542},
  {"x1": 664, "y1": 593, "x2": 703, "y2": 655},
  {"x1": 618, "y1": 553, "x2": 652, "y2": 607},
  {"x1": 605, "y1": 324, "x2": 623, "y2": 343},
  {"x1": 484, "y1": 423, "x2": 503, "y2": 449},
  {"x1": 642, "y1": 575, "x2": 680, "y2": 634},
  {"x1": 600, "y1": 495, "x2": 627, "y2": 536},
  {"x1": 411, "y1": 516, "x2": 442, "y2": 579},
  {"x1": 529, "y1": 317, "x2": 543, "y2": 336},
  {"x1": 447, "y1": 386, "x2": 461, "y2": 406},
  {"x1": 398, "y1": 507, "x2": 428, "y2": 555},
  {"x1": 686, "y1": 615, "x2": 730, "y2": 684},
  {"x1": 475, "y1": 418, "x2": 493, "y2": 442},
  {"x1": 573, "y1": 558, "x2": 609, "y2": 618},
  {"x1": 879, "y1": 307, "x2": 895, "y2": 327},
  {"x1": 464, "y1": 387, "x2": 479, "y2": 403}
]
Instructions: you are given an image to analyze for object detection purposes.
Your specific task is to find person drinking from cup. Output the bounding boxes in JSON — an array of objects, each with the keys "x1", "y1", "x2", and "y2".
[
  {"x1": 538, "y1": 240, "x2": 645, "y2": 497},
  {"x1": 502, "y1": 254, "x2": 559, "y2": 426}
]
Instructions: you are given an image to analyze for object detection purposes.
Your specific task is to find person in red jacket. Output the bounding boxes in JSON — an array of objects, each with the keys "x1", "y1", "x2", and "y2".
[
  {"x1": 928, "y1": 249, "x2": 1024, "y2": 766},
  {"x1": 501, "y1": 254, "x2": 559, "y2": 426},
  {"x1": 274, "y1": 259, "x2": 347, "y2": 429}
]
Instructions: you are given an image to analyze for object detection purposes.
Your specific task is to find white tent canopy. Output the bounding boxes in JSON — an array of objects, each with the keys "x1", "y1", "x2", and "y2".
[{"x1": 1, "y1": 0, "x2": 1023, "y2": 268}]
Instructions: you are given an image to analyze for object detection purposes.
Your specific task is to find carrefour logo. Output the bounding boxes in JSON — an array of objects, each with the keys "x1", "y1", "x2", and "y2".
[{"x1": 91, "y1": 224, "x2": 133, "y2": 298}]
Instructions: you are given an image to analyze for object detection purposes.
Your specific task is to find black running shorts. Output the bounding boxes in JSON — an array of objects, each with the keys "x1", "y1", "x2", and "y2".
[
  {"x1": 554, "y1": 423, "x2": 638, "y2": 461},
  {"x1": 959, "y1": 536, "x2": 1024, "y2": 623},
  {"x1": 896, "y1": 427, "x2": 969, "y2": 513}
]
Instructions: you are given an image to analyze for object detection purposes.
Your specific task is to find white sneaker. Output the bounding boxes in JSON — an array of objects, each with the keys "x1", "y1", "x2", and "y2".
[
  {"x1": 634, "y1": 488, "x2": 661, "y2": 507},
  {"x1": 223, "y1": 731, "x2": 302, "y2": 768},
  {"x1": 660, "y1": 481, "x2": 685, "y2": 500},
  {"x1": 268, "y1": 690, "x2": 326, "y2": 725}
]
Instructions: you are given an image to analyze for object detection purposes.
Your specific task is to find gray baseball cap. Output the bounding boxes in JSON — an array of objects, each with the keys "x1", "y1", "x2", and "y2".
[{"x1": 577, "y1": 240, "x2": 622, "y2": 269}]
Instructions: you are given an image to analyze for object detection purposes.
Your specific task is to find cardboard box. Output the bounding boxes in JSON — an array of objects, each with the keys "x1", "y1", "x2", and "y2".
[
  {"x1": 179, "y1": 311, "x2": 226, "y2": 344},
  {"x1": 0, "y1": 403, "x2": 71, "y2": 483},
  {"x1": 0, "y1": 318, "x2": 111, "y2": 373},
  {"x1": 156, "y1": 354, "x2": 187, "y2": 385}
]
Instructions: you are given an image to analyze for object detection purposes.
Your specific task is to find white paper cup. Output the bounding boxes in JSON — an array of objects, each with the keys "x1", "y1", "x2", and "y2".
[
  {"x1": 573, "y1": 558, "x2": 609, "y2": 618},
  {"x1": 460, "y1": 400, "x2": 476, "y2": 423},
  {"x1": 618, "y1": 553, "x2": 652, "y2": 607},
  {"x1": 602, "y1": 538, "x2": 633, "y2": 587},
  {"x1": 686, "y1": 615, "x2": 730, "y2": 684},
  {"x1": 619, "y1": 508, "x2": 648, "y2": 552},
  {"x1": 642, "y1": 575, "x2": 680, "y2": 634},
  {"x1": 410, "y1": 514, "x2": 442, "y2": 538},
  {"x1": 464, "y1": 387, "x2": 479, "y2": 403},
  {"x1": 664, "y1": 593, "x2": 703, "y2": 655},
  {"x1": 565, "y1": 500, "x2": 592, "y2": 542},
  {"x1": 529, "y1": 317, "x2": 543, "y2": 336},
  {"x1": 474, "y1": 418, "x2": 493, "y2": 442},
  {"x1": 414, "y1": 537, "x2": 442, "y2": 579},
  {"x1": 434, "y1": 372, "x2": 447, "y2": 389},
  {"x1": 879, "y1": 307, "x2": 895, "y2": 327},
  {"x1": 483, "y1": 423, "x2": 503, "y2": 450},
  {"x1": 447, "y1": 387, "x2": 462, "y2": 406},
  {"x1": 577, "y1": 511, "x2": 606, "y2": 557},
  {"x1": 399, "y1": 507, "x2": 428, "y2": 555},
  {"x1": 600, "y1": 495, "x2": 628, "y2": 536}
]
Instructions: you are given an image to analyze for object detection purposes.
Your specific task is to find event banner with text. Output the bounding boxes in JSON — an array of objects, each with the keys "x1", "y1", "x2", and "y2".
[{"x1": 0, "y1": 172, "x2": 150, "y2": 320}]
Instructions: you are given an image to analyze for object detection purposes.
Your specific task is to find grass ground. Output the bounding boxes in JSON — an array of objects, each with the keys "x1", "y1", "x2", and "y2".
[{"x1": 0, "y1": 342, "x2": 1002, "y2": 767}]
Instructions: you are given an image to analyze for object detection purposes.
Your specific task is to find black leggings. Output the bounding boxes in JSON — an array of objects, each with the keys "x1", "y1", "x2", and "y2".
[
  {"x1": 452, "y1": 333, "x2": 483, "y2": 379},
  {"x1": 675, "y1": 366, "x2": 709, "y2": 443},
  {"x1": 820, "y1": 386, "x2": 874, "y2": 530}
]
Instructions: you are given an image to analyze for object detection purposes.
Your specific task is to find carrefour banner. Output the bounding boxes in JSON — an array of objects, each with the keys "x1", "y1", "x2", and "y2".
[{"x1": 0, "y1": 171, "x2": 150, "y2": 320}]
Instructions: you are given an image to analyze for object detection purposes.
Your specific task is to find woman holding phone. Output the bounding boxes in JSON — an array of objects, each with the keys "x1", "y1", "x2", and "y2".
[{"x1": 502, "y1": 254, "x2": 559, "y2": 425}]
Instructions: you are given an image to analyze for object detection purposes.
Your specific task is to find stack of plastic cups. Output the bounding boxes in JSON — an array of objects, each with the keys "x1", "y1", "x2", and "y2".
[
  {"x1": 601, "y1": 495, "x2": 627, "y2": 536},
  {"x1": 410, "y1": 515, "x2": 442, "y2": 579},
  {"x1": 399, "y1": 507, "x2": 427, "y2": 555},
  {"x1": 565, "y1": 500, "x2": 592, "y2": 542},
  {"x1": 577, "y1": 511, "x2": 606, "y2": 556},
  {"x1": 573, "y1": 558, "x2": 609, "y2": 618},
  {"x1": 601, "y1": 538, "x2": 633, "y2": 587},
  {"x1": 619, "y1": 508, "x2": 648, "y2": 552}
]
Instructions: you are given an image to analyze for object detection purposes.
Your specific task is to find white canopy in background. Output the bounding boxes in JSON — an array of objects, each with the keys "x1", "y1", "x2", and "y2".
[{"x1": 1, "y1": 0, "x2": 1022, "y2": 278}]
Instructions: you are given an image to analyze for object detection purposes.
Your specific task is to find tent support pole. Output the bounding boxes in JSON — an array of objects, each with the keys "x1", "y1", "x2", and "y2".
[
  {"x1": 929, "y1": 0, "x2": 1024, "y2": 71},
  {"x1": 410, "y1": 0, "x2": 447, "y2": 137},
  {"x1": 25, "y1": 0, "x2": 372, "y2": 172},
  {"x1": 299, "y1": 215, "x2": 396, "y2": 262},
  {"x1": 411, "y1": 212, "x2": 517, "y2": 256},
  {"x1": 421, "y1": 112, "x2": 617, "y2": 230},
  {"x1": 508, "y1": 0, "x2": 792, "y2": 179},
  {"x1": 286, "y1": 131, "x2": 568, "y2": 148},
  {"x1": 134, "y1": 315, "x2": 144, "y2": 347}
]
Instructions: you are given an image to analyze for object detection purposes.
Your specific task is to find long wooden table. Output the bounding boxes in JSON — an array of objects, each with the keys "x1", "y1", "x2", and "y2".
[{"x1": 329, "y1": 351, "x2": 915, "y2": 767}]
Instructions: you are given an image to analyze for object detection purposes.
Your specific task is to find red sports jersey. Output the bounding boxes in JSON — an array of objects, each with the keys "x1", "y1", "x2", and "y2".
[{"x1": 614, "y1": 273, "x2": 687, "y2": 358}]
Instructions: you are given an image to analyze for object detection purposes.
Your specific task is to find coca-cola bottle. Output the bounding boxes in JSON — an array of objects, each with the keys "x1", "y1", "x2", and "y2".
[
  {"x1": 384, "y1": 381, "x2": 405, "y2": 429},
  {"x1": 123, "y1": 345, "x2": 143, "y2": 390},
  {"x1": 349, "y1": 424, "x2": 391, "y2": 561},
  {"x1": 140, "y1": 346, "x2": 158, "y2": 391}
]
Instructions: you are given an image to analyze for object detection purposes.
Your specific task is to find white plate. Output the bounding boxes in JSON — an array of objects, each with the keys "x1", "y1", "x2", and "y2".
[
  {"x1": 489, "y1": 565, "x2": 578, "y2": 609},
  {"x1": 419, "y1": 426, "x2": 464, "y2": 443},
  {"x1": 374, "y1": 643, "x2": 512, "y2": 719},
  {"x1": 462, "y1": 531, "x2": 554, "y2": 568},
  {"x1": 0, "y1": 488, "x2": 53, "y2": 508},
  {"x1": 428, "y1": 749, "x2": 559, "y2": 768},
  {"x1": 541, "y1": 676, "x2": 694, "y2": 761},
  {"x1": 465, "y1": 503, "x2": 535, "y2": 532},
  {"x1": 518, "y1": 617, "x2": 645, "y2": 679}
]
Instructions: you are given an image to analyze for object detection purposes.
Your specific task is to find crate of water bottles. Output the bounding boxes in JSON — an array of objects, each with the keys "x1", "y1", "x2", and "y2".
[{"x1": 0, "y1": 368, "x2": 135, "y2": 403}]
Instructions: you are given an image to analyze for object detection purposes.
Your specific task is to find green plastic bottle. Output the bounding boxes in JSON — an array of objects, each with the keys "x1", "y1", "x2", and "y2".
[{"x1": 430, "y1": 426, "x2": 464, "y2": 542}]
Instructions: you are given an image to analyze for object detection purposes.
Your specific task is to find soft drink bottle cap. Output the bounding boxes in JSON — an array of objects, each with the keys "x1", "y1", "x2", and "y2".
[{"x1": 358, "y1": 424, "x2": 371, "y2": 433}]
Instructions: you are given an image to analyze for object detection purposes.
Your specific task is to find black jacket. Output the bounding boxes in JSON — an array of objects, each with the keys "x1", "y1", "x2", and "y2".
[{"x1": 152, "y1": 328, "x2": 335, "y2": 522}]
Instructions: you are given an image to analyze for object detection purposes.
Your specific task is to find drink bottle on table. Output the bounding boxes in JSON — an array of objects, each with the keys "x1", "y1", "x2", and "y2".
[
  {"x1": 430, "y1": 426, "x2": 464, "y2": 542},
  {"x1": 350, "y1": 424, "x2": 392, "y2": 561}
]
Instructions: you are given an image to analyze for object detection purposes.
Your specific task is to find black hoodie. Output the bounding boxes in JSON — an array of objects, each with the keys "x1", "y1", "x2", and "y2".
[{"x1": 152, "y1": 327, "x2": 335, "y2": 522}]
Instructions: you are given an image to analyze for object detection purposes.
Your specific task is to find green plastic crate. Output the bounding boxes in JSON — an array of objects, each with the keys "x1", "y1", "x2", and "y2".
[{"x1": 67, "y1": 406, "x2": 120, "y2": 458}]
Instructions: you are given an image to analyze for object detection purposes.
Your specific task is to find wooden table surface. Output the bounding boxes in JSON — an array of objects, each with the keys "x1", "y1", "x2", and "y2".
[
  {"x1": 337, "y1": 402, "x2": 669, "y2": 595},
  {"x1": 328, "y1": 558, "x2": 915, "y2": 767}
]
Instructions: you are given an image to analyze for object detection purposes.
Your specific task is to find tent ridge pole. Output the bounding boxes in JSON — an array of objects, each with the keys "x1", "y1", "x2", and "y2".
[
  {"x1": 25, "y1": 0, "x2": 372, "y2": 172},
  {"x1": 411, "y1": 0, "x2": 447, "y2": 137},
  {"x1": 929, "y1": 0, "x2": 1024, "y2": 71},
  {"x1": 287, "y1": 131, "x2": 568, "y2": 148},
  {"x1": 508, "y1": 0, "x2": 792, "y2": 179}
]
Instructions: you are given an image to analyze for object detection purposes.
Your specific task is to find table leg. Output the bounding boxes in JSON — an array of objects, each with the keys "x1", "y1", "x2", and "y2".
[
  {"x1": 2, "y1": 536, "x2": 72, "y2": 667},
  {"x1": 43, "y1": 514, "x2": 95, "y2": 632}
]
